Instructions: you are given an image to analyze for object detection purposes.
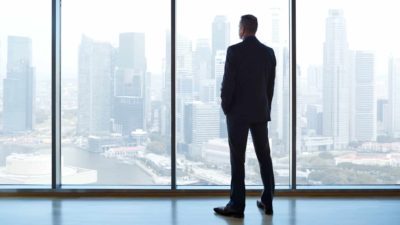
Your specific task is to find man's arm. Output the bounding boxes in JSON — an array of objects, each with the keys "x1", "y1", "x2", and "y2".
[
  {"x1": 267, "y1": 49, "x2": 276, "y2": 115},
  {"x1": 220, "y1": 47, "x2": 236, "y2": 115}
]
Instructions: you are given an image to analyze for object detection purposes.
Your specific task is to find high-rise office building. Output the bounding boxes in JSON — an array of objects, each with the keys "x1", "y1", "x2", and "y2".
[
  {"x1": 388, "y1": 57, "x2": 400, "y2": 138},
  {"x1": 322, "y1": 9, "x2": 351, "y2": 149},
  {"x1": 184, "y1": 101, "x2": 220, "y2": 159},
  {"x1": 211, "y1": 15, "x2": 230, "y2": 79},
  {"x1": 354, "y1": 51, "x2": 376, "y2": 142},
  {"x1": 212, "y1": 15, "x2": 230, "y2": 57},
  {"x1": 113, "y1": 96, "x2": 144, "y2": 135},
  {"x1": 214, "y1": 50, "x2": 225, "y2": 96},
  {"x1": 281, "y1": 47, "x2": 290, "y2": 152},
  {"x1": 199, "y1": 79, "x2": 216, "y2": 103},
  {"x1": 113, "y1": 71, "x2": 145, "y2": 135},
  {"x1": 117, "y1": 33, "x2": 146, "y2": 71},
  {"x1": 162, "y1": 31, "x2": 172, "y2": 137},
  {"x1": 77, "y1": 35, "x2": 113, "y2": 136},
  {"x1": 193, "y1": 39, "x2": 212, "y2": 95},
  {"x1": 377, "y1": 99, "x2": 389, "y2": 136},
  {"x1": 176, "y1": 36, "x2": 193, "y2": 142},
  {"x1": 214, "y1": 50, "x2": 227, "y2": 138},
  {"x1": 269, "y1": 5, "x2": 284, "y2": 143},
  {"x1": 3, "y1": 36, "x2": 35, "y2": 133},
  {"x1": 113, "y1": 33, "x2": 147, "y2": 135},
  {"x1": 306, "y1": 105, "x2": 323, "y2": 136},
  {"x1": 307, "y1": 65, "x2": 323, "y2": 96},
  {"x1": 377, "y1": 99, "x2": 388, "y2": 123}
]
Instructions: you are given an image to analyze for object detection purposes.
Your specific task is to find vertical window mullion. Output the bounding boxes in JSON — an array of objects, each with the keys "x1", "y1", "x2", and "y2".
[
  {"x1": 52, "y1": 0, "x2": 62, "y2": 189},
  {"x1": 171, "y1": 0, "x2": 177, "y2": 190},
  {"x1": 290, "y1": 0, "x2": 297, "y2": 190}
]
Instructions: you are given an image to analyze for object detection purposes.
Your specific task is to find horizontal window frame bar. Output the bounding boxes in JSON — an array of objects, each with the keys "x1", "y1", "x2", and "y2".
[{"x1": 0, "y1": 188, "x2": 399, "y2": 198}]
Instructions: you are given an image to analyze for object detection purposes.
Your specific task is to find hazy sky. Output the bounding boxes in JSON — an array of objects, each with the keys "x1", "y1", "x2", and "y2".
[{"x1": 1, "y1": 0, "x2": 399, "y2": 83}]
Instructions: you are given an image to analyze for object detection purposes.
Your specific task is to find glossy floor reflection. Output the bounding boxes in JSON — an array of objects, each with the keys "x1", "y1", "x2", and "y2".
[{"x1": 0, "y1": 196, "x2": 399, "y2": 225}]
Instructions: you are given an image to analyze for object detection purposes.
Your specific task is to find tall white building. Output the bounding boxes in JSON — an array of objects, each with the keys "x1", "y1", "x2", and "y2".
[
  {"x1": 162, "y1": 31, "x2": 172, "y2": 137},
  {"x1": 388, "y1": 57, "x2": 400, "y2": 138},
  {"x1": 214, "y1": 50, "x2": 227, "y2": 138},
  {"x1": 212, "y1": 15, "x2": 230, "y2": 80},
  {"x1": 3, "y1": 36, "x2": 35, "y2": 133},
  {"x1": 212, "y1": 16, "x2": 230, "y2": 61},
  {"x1": 307, "y1": 65, "x2": 323, "y2": 97},
  {"x1": 354, "y1": 51, "x2": 376, "y2": 142},
  {"x1": 176, "y1": 36, "x2": 193, "y2": 142},
  {"x1": 214, "y1": 50, "x2": 225, "y2": 98},
  {"x1": 199, "y1": 79, "x2": 216, "y2": 103},
  {"x1": 193, "y1": 101, "x2": 219, "y2": 146},
  {"x1": 113, "y1": 33, "x2": 147, "y2": 135},
  {"x1": 268, "y1": 4, "x2": 287, "y2": 145},
  {"x1": 193, "y1": 38, "x2": 211, "y2": 95},
  {"x1": 184, "y1": 101, "x2": 220, "y2": 159},
  {"x1": 322, "y1": 9, "x2": 351, "y2": 149},
  {"x1": 77, "y1": 35, "x2": 113, "y2": 136}
]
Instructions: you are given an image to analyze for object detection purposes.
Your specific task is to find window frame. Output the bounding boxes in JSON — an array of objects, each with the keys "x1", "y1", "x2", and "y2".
[{"x1": 0, "y1": 0, "x2": 397, "y2": 193}]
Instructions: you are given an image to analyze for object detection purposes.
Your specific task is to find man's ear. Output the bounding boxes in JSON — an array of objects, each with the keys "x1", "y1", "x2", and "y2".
[{"x1": 242, "y1": 27, "x2": 248, "y2": 35}]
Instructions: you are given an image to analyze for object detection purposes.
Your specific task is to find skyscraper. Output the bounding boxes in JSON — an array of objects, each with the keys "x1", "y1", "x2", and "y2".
[
  {"x1": 388, "y1": 57, "x2": 400, "y2": 138},
  {"x1": 117, "y1": 33, "x2": 146, "y2": 71},
  {"x1": 377, "y1": 99, "x2": 389, "y2": 136},
  {"x1": 176, "y1": 35, "x2": 193, "y2": 142},
  {"x1": 307, "y1": 65, "x2": 323, "y2": 96},
  {"x1": 162, "y1": 31, "x2": 172, "y2": 137},
  {"x1": 281, "y1": 47, "x2": 291, "y2": 151},
  {"x1": 322, "y1": 9, "x2": 351, "y2": 149},
  {"x1": 77, "y1": 35, "x2": 113, "y2": 136},
  {"x1": 214, "y1": 50, "x2": 225, "y2": 96},
  {"x1": 113, "y1": 96, "x2": 144, "y2": 135},
  {"x1": 214, "y1": 50, "x2": 227, "y2": 138},
  {"x1": 193, "y1": 38, "x2": 212, "y2": 95},
  {"x1": 183, "y1": 101, "x2": 220, "y2": 159},
  {"x1": 354, "y1": 51, "x2": 376, "y2": 142},
  {"x1": 3, "y1": 36, "x2": 35, "y2": 133},
  {"x1": 269, "y1": 5, "x2": 284, "y2": 143},
  {"x1": 113, "y1": 33, "x2": 147, "y2": 135},
  {"x1": 212, "y1": 15, "x2": 230, "y2": 79}
]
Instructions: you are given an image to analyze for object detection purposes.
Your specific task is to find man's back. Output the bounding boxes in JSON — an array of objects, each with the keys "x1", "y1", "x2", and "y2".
[
  {"x1": 220, "y1": 36, "x2": 276, "y2": 123},
  {"x1": 214, "y1": 15, "x2": 276, "y2": 218}
]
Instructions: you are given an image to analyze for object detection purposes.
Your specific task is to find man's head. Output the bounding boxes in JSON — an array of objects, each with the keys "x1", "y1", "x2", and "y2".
[{"x1": 239, "y1": 14, "x2": 258, "y2": 40}]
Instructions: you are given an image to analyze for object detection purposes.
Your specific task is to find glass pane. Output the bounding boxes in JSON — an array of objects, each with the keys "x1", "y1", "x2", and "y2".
[
  {"x1": 61, "y1": 0, "x2": 171, "y2": 186},
  {"x1": 177, "y1": 0, "x2": 290, "y2": 186},
  {"x1": 0, "y1": 0, "x2": 51, "y2": 185},
  {"x1": 297, "y1": 0, "x2": 400, "y2": 185}
]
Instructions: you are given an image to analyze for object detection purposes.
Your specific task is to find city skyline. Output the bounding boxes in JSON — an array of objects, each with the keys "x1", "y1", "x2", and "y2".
[
  {"x1": 1, "y1": 11, "x2": 399, "y2": 142},
  {"x1": 3, "y1": 0, "x2": 400, "y2": 80},
  {"x1": 0, "y1": 6, "x2": 400, "y2": 186}
]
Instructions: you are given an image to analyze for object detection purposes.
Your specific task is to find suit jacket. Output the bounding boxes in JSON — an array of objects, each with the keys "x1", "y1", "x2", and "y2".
[{"x1": 220, "y1": 36, "x2": 276, "y2": 122}]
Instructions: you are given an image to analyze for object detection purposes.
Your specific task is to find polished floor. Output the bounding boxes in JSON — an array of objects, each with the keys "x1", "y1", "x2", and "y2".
[{"x1": 0, "y1": 196, "x2": 399, "y2": 225}]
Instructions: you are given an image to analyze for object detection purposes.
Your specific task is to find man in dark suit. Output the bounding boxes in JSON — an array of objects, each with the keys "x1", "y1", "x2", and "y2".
[{"x1": 214, "y1": 14, "x2": 276, "y2": 218}]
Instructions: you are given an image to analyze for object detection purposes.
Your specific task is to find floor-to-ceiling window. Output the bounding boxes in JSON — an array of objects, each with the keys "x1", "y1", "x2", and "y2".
[
  {"x1": 176, "y1": 0, "x2": 290, "y2": 187},
  {"x1": 0, "y1": 0, "x2": 51, "y2": 186},
  {"x1": 0, "y1": 0, "x2": 399, "y2": 190},
  {"x1": 297, "y1": 0, "x2": 400, "y2": 186},
  {"x1": 61, "y1": 0, "x2": 171, "y2": 186}
]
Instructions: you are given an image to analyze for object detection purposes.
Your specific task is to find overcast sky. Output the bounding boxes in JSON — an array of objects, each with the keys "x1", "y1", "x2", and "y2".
[{"x1": 1, "y1": 0, "x2": 399, "y2": 85}]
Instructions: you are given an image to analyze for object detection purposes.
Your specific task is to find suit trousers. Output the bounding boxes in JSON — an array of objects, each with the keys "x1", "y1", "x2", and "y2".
[{"x1": 226, "y1": 117, "x2": 275, "y2": 211}]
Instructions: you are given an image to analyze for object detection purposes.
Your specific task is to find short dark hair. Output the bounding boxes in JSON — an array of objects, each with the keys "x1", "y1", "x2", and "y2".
[{"x1": 240, "y1": 14, "x2": 258, "y2": 34}]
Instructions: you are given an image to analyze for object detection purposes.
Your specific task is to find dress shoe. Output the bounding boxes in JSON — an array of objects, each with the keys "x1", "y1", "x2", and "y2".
[
  {"x1": 257, "y1": 200, "x2": 273, "y2": 215},
  {"x1": 213, "y1": 206, "x2": 244, "y2": 218}
]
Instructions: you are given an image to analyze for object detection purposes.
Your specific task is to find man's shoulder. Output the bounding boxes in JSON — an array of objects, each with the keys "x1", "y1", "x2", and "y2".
[
  {"x1": 259, "y1": 44, "x2": 276, "y2": 61},
  {"x1": 228, "y1": 42, "x2": 244, "y2": 52},
  {"x1": 227, "y1": 41, "x2": 275, "y2": 56},
  {"x1": 260, "y1": 43, "x2": 274, "y2": 53}
]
